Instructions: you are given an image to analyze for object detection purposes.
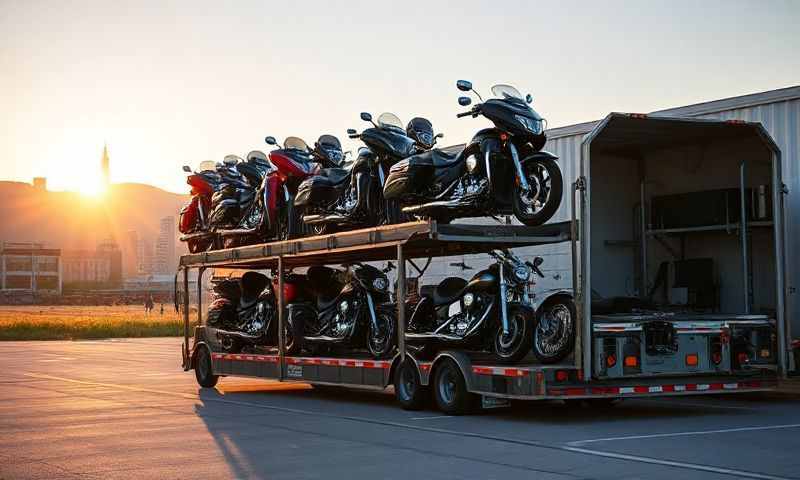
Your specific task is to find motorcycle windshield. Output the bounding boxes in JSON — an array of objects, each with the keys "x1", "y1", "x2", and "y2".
[
  {"x1": 198, "y1": 160, "x2": 217, "y2": 172},
  {"x1": 377, "y1": 112, "x2": 403, "y2": 130},
  {"x1": 491, "y1": 84, "x2": 524, "y2": 101},
  {"x1": 284, "y1": 136, "x2": 309, "y2": 152}
]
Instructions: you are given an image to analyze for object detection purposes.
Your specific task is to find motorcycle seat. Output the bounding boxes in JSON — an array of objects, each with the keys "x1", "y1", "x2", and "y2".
[
  {"x1": 409, "y1": 145, "x2": 465, "y2": 169},
  {"x1": 316, "y1": 167, "x2": 350, "y2": 186},
  {"x1": 420, "y1": 277, "x2": 468, "y2": 306}
]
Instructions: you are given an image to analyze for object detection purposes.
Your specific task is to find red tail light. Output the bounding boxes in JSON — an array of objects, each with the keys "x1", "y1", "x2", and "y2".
[
  {"x1": 685, "y1": 354, "x2": 699, "y2": 366},
  {"x1": 606, "y1": 354, "x2": 617, "y2": 367},
  {"x1": 555, "y1": 370, "x2": 569, "y2": 382},
  {"x1": 624, "y1": 355, "x2": 638, "y2": 368}
]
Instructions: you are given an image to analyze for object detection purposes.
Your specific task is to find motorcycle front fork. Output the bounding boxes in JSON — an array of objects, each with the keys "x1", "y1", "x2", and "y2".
[{"x1": 498, "y1": 263, "x2": 510, "y2": 335}]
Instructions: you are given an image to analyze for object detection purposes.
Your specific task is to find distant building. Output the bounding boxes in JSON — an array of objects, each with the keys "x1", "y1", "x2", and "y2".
[
  {"x1": 101, "y1": 144, "x2": 110, "y2": 188},
  {"x1": 62, "y1": 239, "x2": 122, "y2": 288},
  {"x1": 32, "y1": 177, "x2": 47, "y2": 191},
  {"x1": 122, "y1": 230, "x2": 139, "y2": 279},
  {"x1": 137, "y1": 237, "x2": 154, "y2": 275},
  {"x1": 0, "y1": 242, "x2": 61, "y2": 294},
  {"x1": 155, "y1": 216, "x2": 175, "y2": 274}
]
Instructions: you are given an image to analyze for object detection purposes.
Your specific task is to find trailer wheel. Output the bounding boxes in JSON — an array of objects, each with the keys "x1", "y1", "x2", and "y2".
[
  {"x1": 194, "y1": 346, "x2": 219, "y2": 388},
  {"x1": 394, "y1": 360, "x2": 427, "y2": 410},
  {"x1": 433, "y1": 359, "x2": 478, "y2": 415}
]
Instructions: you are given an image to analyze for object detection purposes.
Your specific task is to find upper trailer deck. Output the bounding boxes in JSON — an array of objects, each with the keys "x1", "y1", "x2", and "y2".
[{"x1": 178, "y1": 220, "x2": 574, "y2": 269}]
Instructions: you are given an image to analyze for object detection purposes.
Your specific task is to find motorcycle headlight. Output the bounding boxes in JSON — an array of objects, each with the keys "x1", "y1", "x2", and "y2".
[
  {"x1": 514, "y1": 114, "x2": 543, "y2": 135},
  {"x1": 372, "y1": 277, "x2": 388, "y2": 291},
  {"x1": 339, "y1": 300, "x2": 349, "y2": 314},
  {"x1": 465, "y1": 154, "x2": 478, "y2": 173},
  {"x1": 462, "y1": 292, "x2": 475, "y2": 308},
  {"x1": 513, "y1": 265, "x2": 531, "y2": 283}
]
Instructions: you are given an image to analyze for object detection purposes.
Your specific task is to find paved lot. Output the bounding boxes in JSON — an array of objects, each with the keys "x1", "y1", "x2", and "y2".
[{"x1": 0, "y1": 338, "x2": 798, "y2": 480}]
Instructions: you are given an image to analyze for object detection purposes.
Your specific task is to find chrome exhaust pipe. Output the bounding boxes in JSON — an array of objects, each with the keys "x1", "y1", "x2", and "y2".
[
  {"x1": 303, "y1": 213, "x2": 350, "y2": 225},
  {"x1": 402, "y1": 198, "x2": 467, "y2": 214}
]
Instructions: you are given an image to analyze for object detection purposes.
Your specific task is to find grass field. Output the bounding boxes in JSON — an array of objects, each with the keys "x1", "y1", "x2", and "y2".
[{"x1": 0, "y1": 305, "x2": 198, "y2": 341}]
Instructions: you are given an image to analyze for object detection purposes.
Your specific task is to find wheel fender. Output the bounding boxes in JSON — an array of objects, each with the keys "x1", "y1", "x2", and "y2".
[
  {"x1": 530, "y1": 288, "x2": 574, "y2": 312},
  {"x1": 520, "y1": 150, "x2": 559, "y2": 165},
  {"x1": 191, "y1": 341, "x2": 212, "y2": 370},
  {"x1": 429, "y1": 350, "x2": 474, "y2": 390},
  {"x1": 388, "y1": 352, "x2": 424, "y2": 388}
]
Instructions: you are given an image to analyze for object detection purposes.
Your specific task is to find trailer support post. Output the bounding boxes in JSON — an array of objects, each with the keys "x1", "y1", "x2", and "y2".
[
  {"x1": 182, "y1": 267, "x2": 190, "y2": 368},
  {"x1": 397, "y1": 244, "x2": 406, "y2": 360},
  {"x1": 277, "y1": 256, "x2": 285, "y2": 381},
  {"x1": 571, "y1": 179, "x2": 582, "y2": 372},
  {"x1": 197, "y1": 267, "x2": 204, "y2": 327},
  {"x1": 739, "y1": 160, "x2": 751, "y2": 314}
]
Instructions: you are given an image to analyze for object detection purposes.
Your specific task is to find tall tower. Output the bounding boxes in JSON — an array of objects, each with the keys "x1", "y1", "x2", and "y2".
[{"x1": 101, "y1": 144, "x2": 110, "y2": 188}]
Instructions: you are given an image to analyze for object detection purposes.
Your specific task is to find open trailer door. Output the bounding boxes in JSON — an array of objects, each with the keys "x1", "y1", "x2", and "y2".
[{"x1": 578, "y1": 113, "x2": 789, "y2": 381}]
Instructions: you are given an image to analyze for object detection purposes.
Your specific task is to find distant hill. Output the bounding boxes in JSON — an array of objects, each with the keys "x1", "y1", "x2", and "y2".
[{"x1": 0, "y1": 181, "x2": 190, "y2": 252}]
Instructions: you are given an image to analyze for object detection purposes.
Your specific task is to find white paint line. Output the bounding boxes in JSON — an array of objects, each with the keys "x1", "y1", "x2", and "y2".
[
  {"x1": 569, "y1": 423, "x2": 800, "y2": 446},
  {"x1": 563, "y1": 446, "x2": 793, "y2": 480},
  {"x1": 409, "y1": 415, "x2": 453, "y2": 421}
]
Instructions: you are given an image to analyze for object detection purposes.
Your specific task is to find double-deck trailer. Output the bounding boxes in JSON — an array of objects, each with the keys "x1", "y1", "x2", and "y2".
[{"x1": 178, "y1": 115, "x2": 790, "y2": 414}]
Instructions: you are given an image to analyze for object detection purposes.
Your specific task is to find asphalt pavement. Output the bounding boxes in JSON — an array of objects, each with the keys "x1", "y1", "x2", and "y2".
[{"x1": 1, "y1": 338, "x2": 799, "y2": 480}]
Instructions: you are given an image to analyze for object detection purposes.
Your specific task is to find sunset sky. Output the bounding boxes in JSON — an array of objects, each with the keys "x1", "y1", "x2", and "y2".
[{"x1": 2, "y1": 0, "x2": 798, "y2": 194}]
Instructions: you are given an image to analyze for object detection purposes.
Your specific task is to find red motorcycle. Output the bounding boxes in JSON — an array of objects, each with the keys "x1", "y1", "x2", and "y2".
[
  {"x1": 179, "y1": 160, "x2": 221, "y2": 253},
  {"x1": 218, "y1": 136, "x2": 320, "y2": 246}
]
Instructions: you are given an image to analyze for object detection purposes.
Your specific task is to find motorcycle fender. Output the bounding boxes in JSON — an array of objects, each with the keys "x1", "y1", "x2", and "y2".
[
  {"x1": 264, "y1": 175, "x2": 282, "y2": 229},
  {"x1": 530, "y1": 288, "x2": 573, "y2": 312},
  {"x1": 520, "y1": 150, "x2": 558, "y2": 165}
]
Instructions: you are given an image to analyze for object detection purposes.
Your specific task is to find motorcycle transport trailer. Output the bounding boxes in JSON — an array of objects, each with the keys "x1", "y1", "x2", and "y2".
[{"x1": 177, "y1": 115, "x2": 789, "y2": 414}]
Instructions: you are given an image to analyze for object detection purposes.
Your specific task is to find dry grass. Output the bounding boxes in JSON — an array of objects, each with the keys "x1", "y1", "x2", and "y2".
[{"x1": 0, "y1": 305, "x2": 198, "y2": 341}]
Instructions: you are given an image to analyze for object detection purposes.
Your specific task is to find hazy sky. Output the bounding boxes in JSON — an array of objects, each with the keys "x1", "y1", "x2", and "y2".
[{"x1": 2, "y1": 0, "x2": 798, "y2": 193}]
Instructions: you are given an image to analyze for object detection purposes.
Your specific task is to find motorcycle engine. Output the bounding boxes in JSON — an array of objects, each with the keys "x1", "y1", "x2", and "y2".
[{"x1": 447, "y1": 312, "x2": 474, "y2": 337}]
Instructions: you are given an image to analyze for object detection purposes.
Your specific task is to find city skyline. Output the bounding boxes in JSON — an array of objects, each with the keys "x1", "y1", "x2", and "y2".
[{"x1": 2, "y1": 0, "x2": 798, "y2": 194}]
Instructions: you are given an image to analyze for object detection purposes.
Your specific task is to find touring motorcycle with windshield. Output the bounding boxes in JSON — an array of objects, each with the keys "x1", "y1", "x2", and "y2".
[
  {"x1": 286, "y1": 262, "x2": 396, "y2": 359},
  {"x1": 295, "y1": 113, "x2": 440, "y2": 232},
  {"x1": 178, "y1": 160, "x2": 221, "y2": 253},
  {"x1": 217, "y1": 136, "x2": 320, "y2": 246},
  {"x1": 384, "y1": 81, "x2": 563, "y2": 226}
]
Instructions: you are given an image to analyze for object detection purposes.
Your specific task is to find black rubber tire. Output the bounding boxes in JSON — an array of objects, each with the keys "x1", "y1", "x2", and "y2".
[
  {"x1": 512, "y1": 158, "x2": 563, "y2": 227},
  {"x1": 394, "y1": 360, "x2": 427, "y2": 410},
  {"x1": 533, "y1": 296, "x2": 576, "y2": 364},
  {"x1": 492, "y1": 305, "x2": 533, "y2": 364},
  {"x1": 194, "y1": 346, "x2": 219, "y2": 388},
  {"x1": 367, "y1": 309, "x2": 397, "y2": 359},
  {"x1": 284, "y1": 313, "x2": 302, "y2": 356},
  {"x1": 432, "y1": 359, "x2": 478, "y2": 415}
]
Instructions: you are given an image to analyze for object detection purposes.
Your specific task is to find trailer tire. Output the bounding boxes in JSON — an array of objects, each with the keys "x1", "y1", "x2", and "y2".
[
  {"x1": 194, "y1": 346, "x2": 219, "y2": 388},
  {"x1": 394, "y1": 360, "x2": 427, "y2": 410},
  {"x1": 433, "y1": 359, "x2": 478, "y2": 415}
]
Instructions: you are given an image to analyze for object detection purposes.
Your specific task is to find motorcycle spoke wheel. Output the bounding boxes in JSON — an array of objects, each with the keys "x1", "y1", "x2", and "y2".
[
  {"x1": 512, "y1": 158, "x2": 563, "y2": 226},
  {"x1": 533, "y1": 300, "x2": 575, "y2": 364},
  {"x1": 492, "y1": 308, "x2": 532, "y2": 364},
  {"x1": 367, "y1": 311, "x2": 396, "y2": 359}
]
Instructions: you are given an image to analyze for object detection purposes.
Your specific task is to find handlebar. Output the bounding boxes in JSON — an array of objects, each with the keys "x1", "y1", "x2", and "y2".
[
  {"x1": 456, "y1": 111, "x2": 472, "y2": 118},
  {"x1": 526, "y1": 261, "x2": 545, "y2": 278}
]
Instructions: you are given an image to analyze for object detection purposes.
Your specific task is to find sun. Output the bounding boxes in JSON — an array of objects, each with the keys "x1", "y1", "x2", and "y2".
[{"x1": 78, "y1": 179, "x2": 107, "y2": 198}]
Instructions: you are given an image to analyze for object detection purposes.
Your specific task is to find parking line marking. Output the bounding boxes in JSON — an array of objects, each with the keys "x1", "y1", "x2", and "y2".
[
  {"x1": 563, "y1": 446, "x2": 792, "y2": 480},
  {"x1": 23, "y1": 372, "x2": 792, "y2": 480},
  {"x1": 569, "y1": 423, "x2": 800, "y2": 445},
  {"x1": 409, "y1": 416, "x2": 452, "y2": 421},
  {"x1": 637, "y1": 398, "x2": 757, "y2": 411}
]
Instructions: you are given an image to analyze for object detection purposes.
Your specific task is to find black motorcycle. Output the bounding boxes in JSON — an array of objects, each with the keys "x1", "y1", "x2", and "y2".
[
  {"x1": 405, "y1": 249, "x2": 543, "y2": 363},
  {"x1": 207, "y1": 272, "x2": 289, "y2": 353},
  {"x1": 296, "y1": 113, "x2": 439, "y2": 232},
  {"x1": 208, "y1": 152, "x2": 272, "y2": 248},
  {"x1": 287, "y1": 262, "x2": 396, "y2": 359},
  {"x1": 384, "y1": 81, "x2": 563, "y2": 226}
]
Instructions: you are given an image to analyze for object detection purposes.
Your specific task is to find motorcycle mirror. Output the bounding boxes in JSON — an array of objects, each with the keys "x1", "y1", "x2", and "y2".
[
  {"x1": 182, "y1": 165, "x2": 191, "y2": 173},
  {"x1": 456, "y1": 80, "x2": 473, "y2": 92},
  {"x1": 525, "y1": 93, "x2": 533, "y2": 104},
  {"x1": 458, "y1": 96, "x2": 472, "y2": 107},
  {"x1": 223, "y1": 155, "x2": 240, "y2": 166},
  {"x1": 360, "y1": 112, "x2": 373, "y2": 122},
  {"x1": 435, "y1": 133, "x2": 444, "y2": 139},
  {"x1": 346, "y1": 128, "x2": 357, "y2": 135},
  {"x1": 533, "y1": 256, "x2": 544, "y2": 267},
  {"x1": 264, "y1": 136, "x2": 277, "y2": 146}
]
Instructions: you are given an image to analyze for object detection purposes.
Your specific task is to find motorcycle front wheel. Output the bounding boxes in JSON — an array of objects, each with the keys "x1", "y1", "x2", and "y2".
[
  {"x1": 367, "y1": 309, "x2": 397, "y2": 359},
  {"x1": 492, "y1": 305, "x2": 533, "y2": 364},
  {"x1": 512, "y1": 158, "x2": 563, "y2": 226},
  {"x1": 533, "y1": 297, "x2": 576, "y2": 364}
]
